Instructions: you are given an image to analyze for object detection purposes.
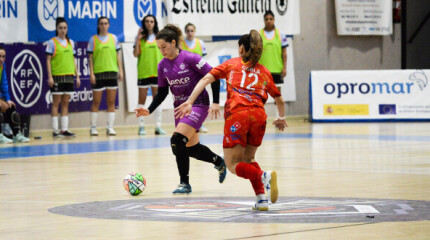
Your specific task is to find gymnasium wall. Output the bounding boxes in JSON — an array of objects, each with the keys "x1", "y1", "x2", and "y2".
[{"x1": 26, "y1": 0, "x2": 401, "y2": 130}]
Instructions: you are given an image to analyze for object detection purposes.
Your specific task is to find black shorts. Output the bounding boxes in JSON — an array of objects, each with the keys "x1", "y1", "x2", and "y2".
[
  {"x1": 92, "y1": 79, "x2": 118, "y2": 91},
  {"x1": 271, "y1": 73, "x2": 284, "y2": 85},
  {"x1": 50, "y1": 75, "x2": 75, "y2": 95},
  {"x1": 138, "y1": 77, "x2": 158, "y2": 88}
]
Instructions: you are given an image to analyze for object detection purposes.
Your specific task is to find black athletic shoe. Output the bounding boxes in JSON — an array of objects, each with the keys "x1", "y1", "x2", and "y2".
[
  {"x1": 53, "y1": 130, "x2": 63, "y2": 138},
  {"x1": 61, "y1": 130, "x2": 76, "y2": 137}
]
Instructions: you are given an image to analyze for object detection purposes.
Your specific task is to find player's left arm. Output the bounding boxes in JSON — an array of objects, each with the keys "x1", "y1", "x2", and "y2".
[
  {"x1": 72, "y1": 40, "x2": 81, "y2": 88},
  {"x1": 267, "y1": 72, "x2": 287, "y2": 130}
]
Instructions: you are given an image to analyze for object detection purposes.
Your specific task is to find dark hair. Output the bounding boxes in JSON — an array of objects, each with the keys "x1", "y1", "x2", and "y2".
[
  {"x1": 238, "y1": 30, "x2": 263, "y2": 67},
  {"x1": 141, "y1": 15, "x2": 159, "y2": 40},
  {"x1": 97, "y1": 16, "x2": 109, "y2": 35},
  {"x1": 0, "y1": 45, "x2": 4, "y2": 51},
  {"x1": 264, "y1": 10, "x2": 275, "y2": 19},
  {"x1": 184, "y1": 23, "x2": 196, "y2": 32},
  {"x1": 156, "y1": 24, "x2": 183, "y2": 48},
  {"x1": 55, "y1": 17, "x2": 70, "y2": 43}
]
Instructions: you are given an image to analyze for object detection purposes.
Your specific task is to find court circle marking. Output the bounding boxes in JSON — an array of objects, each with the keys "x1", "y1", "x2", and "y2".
[{"x1": 48, "y1": 197, "x2": 430, "y2": 223}]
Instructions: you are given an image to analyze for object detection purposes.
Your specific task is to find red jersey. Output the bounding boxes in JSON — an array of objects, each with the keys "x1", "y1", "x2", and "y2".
[{"x1": 210, "y1": 57, "x2": 281, "y2": 117}]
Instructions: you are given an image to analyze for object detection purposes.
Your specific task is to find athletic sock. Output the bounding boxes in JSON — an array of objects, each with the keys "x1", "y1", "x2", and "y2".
[
  {"x1": 235, "y1": 162, "x2": 263, "y2": 182},
  {"x1": 250, "y1": 162, "x2": 265, "y2": 195},
  {"x1": 138, "y1": 104, "x2": 145, "y2": 127},
  {"x1": 107, "y1": 112, "x2": 115, "y2": 129},
  {"x1": 186, "y1": 143, "x2": 223, "y2": 166},
  {"x1": 52, "y1": 116, "x2": 59, "y2": 131},
  {"x1": 155, "y1": 107, "x2": 162, "y2": 128},
  {"x1": 90, "y1": 112, "x2": 98, "y2": 128},
  {"x1": 60, "y1": 116, "x2": 68, "y2": 131}
]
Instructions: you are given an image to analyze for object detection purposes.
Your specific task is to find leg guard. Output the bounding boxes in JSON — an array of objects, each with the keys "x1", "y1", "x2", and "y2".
[{"x1": 171, "y1": 132, "x2": 190, "y2": 184}]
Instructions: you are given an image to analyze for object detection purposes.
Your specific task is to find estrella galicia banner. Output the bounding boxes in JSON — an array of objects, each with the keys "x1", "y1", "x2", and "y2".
[
  {"x1": 311, "y1": 70, "x2": 430, "y2": 121},
  {"x1": 2, "y1": 42, "x2": 117, "y2": 115},
  {"x1": 27, "y1": 0, "x2": 124, "y2": 42}
]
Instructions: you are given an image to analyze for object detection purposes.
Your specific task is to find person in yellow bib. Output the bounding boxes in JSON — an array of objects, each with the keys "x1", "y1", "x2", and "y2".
[
  {"x1": 259, "y1": 10, "x2": 288, "y2": 121},
  {"x1": 181, "y1": 23, "x2": 209, "y2": 133},
  {"x1": 87, "y1": 17, "x2": 124, "y2": 136},
  {"x1": 46, "y1": 17, "x2": 81, "y2": 138},
  {"x1": 133, "y1": 14, "x2": 166, "y2": 136}
]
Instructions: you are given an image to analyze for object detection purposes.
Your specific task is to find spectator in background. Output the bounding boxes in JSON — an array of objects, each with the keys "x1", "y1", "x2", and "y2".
[
  {"x1": 259, "y1": 10, "x2": 288, "y2": 121},
  {"x1": 46, "y1": 17, "x2": 80, "y2": 137},
  {"x1": 87, "y1": 16, "x2": 124, "y2": 136},
  {"x1": 134, "y1": 15, "x2": 166, "y2": 136},
  {"x1": 181, "y1": 23, "x2": 210, "y2": 133},
  {"x1": 0, "y1": 46, "x2": 30, "y2": 144}
]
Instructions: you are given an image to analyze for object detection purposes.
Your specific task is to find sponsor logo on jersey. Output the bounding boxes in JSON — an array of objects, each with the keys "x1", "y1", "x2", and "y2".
[
  {"x1": 196, "y1": 58, "x2": 206, "y2": 70},
  {"x1": 167, "y1": 77, "x2": 190, "y2": 85}
]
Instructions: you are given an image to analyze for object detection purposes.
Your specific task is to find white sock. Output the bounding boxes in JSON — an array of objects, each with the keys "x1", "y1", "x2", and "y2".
[
  {"x1": 52, "y1": 116, "x2": 59, "y2": 131},
  {"x1": 90, "y1": 112, "x2": 98, "y2": 128},
  {"x1": 155, "y1": 107, "x2": 162, "y2": 128},
  {"x1": 257, "y1": 194, "x2": 267, "y2": 201},
  {"x1": 138, "y1": 104, "x2": 145, "y2": 127},
  {"x1": 107, "y1": 112, "x2": 115, "y2": 129},
  {"x1": 61, "y1": 116, "x2": 68, "y2": 131}
]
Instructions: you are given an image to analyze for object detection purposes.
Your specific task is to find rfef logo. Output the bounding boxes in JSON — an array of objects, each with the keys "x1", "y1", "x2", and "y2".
[
  {"x1": 10, "y1": 50, "x2": 43, "y2": 108},
  {"x1": 38, "y1": 0, "x2": 65, "y2": 31},
  {"x1": 133, "y1": 0, "x2": 157, "y2": 26}
]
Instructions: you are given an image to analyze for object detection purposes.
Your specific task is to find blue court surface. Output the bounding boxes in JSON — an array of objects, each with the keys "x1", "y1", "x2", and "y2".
[{"x1": 1, "y1": 133, "x2": 429, "y2": 160}]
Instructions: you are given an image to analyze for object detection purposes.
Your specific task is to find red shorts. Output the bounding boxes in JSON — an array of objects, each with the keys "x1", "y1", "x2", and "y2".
[{"x1": 223, "y1": 108, "x2": 267, "y2": 148}]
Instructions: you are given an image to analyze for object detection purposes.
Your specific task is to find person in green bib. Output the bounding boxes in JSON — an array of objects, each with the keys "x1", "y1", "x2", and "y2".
[
  {"x1": 133, "y1": 14, "x2": 166, "y2": 136},
  {"x1": 0, "y1": 46, "x2": 30, "y2": 144},
  {"x1": 181, "y1": 23, "x2": 210, "y2": 133},
  {"x1": 259, "y1": 10, "x2": 288, "y2": 121},
  {"x1": 87, "y1": 17, "x2": 124, "y2": 136},
  {"x1": 46, "y1": 17, "x2": 81, "y2": 138}
]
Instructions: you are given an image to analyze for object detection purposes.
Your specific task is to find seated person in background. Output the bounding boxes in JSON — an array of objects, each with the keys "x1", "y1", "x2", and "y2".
[{"x1": 0, "y1": 46, "x2": 30, "y2": 144}]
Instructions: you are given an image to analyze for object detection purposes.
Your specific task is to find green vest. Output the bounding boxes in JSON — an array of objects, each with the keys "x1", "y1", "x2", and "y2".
[
  {"x1": 137, "y1": 38, "x2": 163, "y2": 79},
  {"x1": 92, "y1": 34, "x2": 119, "y2": 73},
  {"x1": 181, "y1": 38, "x2": 203, "y2": 56},
  {"x1": 51, "y1": 37, "x2": 75, "y2": 76},
  {"x1": 259, "y1": 29, "x2": 283, "y2": 73}
]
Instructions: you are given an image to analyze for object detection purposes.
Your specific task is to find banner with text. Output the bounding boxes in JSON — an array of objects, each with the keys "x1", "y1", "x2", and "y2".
[
  {"x1": 335, "y1": 0, "x2": 392, "y2": 35},
  {"x1": 311, "y1": 70, "x2": 430, "y2": 121},
  {"x1": 120, "y1": 0, "x2": 300, "y2": 42},
  {"x1": 27, "y1": 0, "x2": 124, "y2": 42},
  {"x1": 0, "y1": 0, "x2": 28, "y2": 42},
  {"x1": 2, "y1": 42, "x2": 117, "y2": 115}
]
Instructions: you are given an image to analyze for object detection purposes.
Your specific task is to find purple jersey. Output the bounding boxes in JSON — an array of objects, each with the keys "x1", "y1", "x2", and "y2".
[{"x1": 158, "y1": 50, "x2": 212, "y2": 107}]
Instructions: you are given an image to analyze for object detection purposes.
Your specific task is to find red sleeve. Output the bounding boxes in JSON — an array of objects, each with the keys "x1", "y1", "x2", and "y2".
[
  {"x1": 264, "y1": 69, "x2": 281, "y2": 98},
  {"x1": 209, "y1": 61, "x2": 229, "y2": 80}
]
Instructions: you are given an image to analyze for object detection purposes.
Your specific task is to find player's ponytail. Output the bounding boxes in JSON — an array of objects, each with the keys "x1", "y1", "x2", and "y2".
[
  {"x1": 239, "y1": 30, "x2": 263, "y2": 67},
  {"x1": 156, "y1": 24, "x2": 183, "y2": 48}
]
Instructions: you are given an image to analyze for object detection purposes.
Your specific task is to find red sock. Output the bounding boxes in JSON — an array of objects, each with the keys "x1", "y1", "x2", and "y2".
[
  {"x1": 235, "y1": 162, "x2": 263, "y2": 182},
  {"x1": 250, "y1": 162, "x2": 265, "y2": 195}
]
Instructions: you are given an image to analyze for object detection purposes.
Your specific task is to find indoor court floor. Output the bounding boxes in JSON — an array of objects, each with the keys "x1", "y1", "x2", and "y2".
[{"x1": 0, "y1": 120, "x2": 429, "y2": 239}]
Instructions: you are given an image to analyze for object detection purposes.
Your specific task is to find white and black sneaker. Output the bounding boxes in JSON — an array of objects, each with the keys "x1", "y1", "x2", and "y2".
[
  {"x1": 61, "y1": 130, "x2": 76, "y2": 137},
  {"x1": 53, "y1": 130, "x2": 63, "y2": 138},
  {"x1": 106, "y1": 128, "x2": 117, "y2": 136},
  {"x1": 261, "y1": 171, "x2": 278, "y2": 203}
]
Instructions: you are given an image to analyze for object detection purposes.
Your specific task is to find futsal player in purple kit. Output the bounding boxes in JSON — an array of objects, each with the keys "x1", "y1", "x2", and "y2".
[{"x1": 135, "y1": 24, "x2": 227, "y2": 194}]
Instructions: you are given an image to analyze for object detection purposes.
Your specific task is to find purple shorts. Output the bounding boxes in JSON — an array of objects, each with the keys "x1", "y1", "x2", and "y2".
[{"x1": 175, "y1": 105, "x2": 209, "y2": 131}]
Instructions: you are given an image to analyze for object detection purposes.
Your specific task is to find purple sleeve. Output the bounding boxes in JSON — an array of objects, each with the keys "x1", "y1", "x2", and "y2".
[
  {"x1": 188, "y1": 53, "x2": 212, "y2": 76},
  {"x1": 157, "y1": 62, "x2": 168, "y2": 87}
]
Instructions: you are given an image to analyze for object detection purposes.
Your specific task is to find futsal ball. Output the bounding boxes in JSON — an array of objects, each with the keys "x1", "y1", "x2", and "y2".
[{"x1": 123, "y1": 172, "x2": 146, "y2": 196}]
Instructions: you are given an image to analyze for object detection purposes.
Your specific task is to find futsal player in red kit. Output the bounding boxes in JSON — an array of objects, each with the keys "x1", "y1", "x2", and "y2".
[{"x1": 175, "y1": 30, "x2": 287, "y2": 211}]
